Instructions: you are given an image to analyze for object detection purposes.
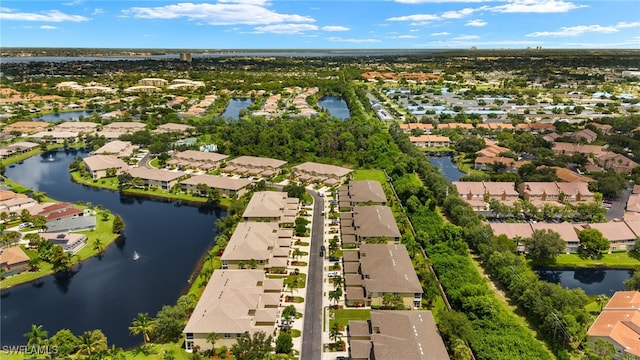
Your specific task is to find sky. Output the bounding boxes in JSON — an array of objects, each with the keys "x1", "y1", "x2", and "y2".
[{"x1": 1, "y1": 0, "x2": 639, "y2": 49}]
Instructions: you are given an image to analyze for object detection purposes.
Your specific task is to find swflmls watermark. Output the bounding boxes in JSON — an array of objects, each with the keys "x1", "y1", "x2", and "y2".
[{"x1": 2, "y1": 345, "x2": 58, "y2": 355}]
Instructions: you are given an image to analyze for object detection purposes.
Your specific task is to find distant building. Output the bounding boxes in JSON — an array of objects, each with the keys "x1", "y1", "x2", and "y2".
[
  {"x1": 180, "y1": 174, "x2": 252, "y2": 198},
  {"x1": 409, "y1": 135, "x2": 451, "y2": 148},
  {"x1": 224, "y1": 156, "x2": 287, "y2": 178},
  {"x1": 169, "y1": 150, "x2": 228, "y2": 171},
  {"x1": 292, "y1": 161, "x2": 352, "y2": 186},
  {"x1": 179, "y1": 53, "x2": 192, "y2": 62},
  {"x1": 3, "y1": 121, "x2": 50, "y2": 135}
]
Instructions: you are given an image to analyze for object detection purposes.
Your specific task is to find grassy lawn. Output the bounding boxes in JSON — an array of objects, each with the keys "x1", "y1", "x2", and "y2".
[
  {"x1": 1, "y1": 211, "x2": 118, "y2": 289},
  {"x1": 530, "y1": 252, "x2": 640, "y2": 269},
  {"x1": 353, "y1": 169, "x2": 387, "y2": 183},
  {"x1": 329, "y1": 308, "x2": 371, "y2": 329}
]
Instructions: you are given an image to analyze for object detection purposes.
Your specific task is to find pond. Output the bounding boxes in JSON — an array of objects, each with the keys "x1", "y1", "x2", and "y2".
[
  {"x1": 35, "y1": 110, "x2": 98, "y2": 123},
  {"x1": 0, "y1": 149, "x2": 225, "y2": 348},
  {"x1": 318, "y1": 96, "x2": 350, "y2": 120},
  {"x1": 220, "y1": 98, "x2": 253, "y2": 121},
  {"x1": 537, "y1": 268, "x2": 633, "y2": 296},
  {"x1": 428, "y1": 156, "x2": 464, "y2": 182}
]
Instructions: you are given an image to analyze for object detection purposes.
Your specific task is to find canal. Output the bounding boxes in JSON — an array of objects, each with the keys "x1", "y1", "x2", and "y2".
[
  {"x1": 0, "y1": 149, "x2": 225, "y2": 348},
  {"x1": 220, "y1": 98, "x2": 253, "y2": 121},
  {"x1": 35, "y1": 110, "x2": 98, "y2": 123}
]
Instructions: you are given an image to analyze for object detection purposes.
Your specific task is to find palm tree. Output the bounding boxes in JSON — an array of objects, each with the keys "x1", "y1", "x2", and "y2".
[
  {"x1": 28, "y1": 256, "x2": 40, "y2": 272},
  {"x1": 331, "y1": 275, "x2": 343, "y2": 289},
  {"x1": 329, "y1": 323, "x2": 342, "y2": 344},
  {"x1": 93, "y1": 238, "x2": 104, "y2": 254},
  {"x1": 596, "y1": 295, "x2": 609, "y2": 312},
  {"x1": 24, "y1": 324, "x2": 48, "y2": 348},
  {"x1": 129, "y1": 312, "x2": 156, "y2": 345},
  {"x1": 77, "y1": 330, "x2": 107, "y2": 356},
  {"x1": 292, "y1": 248, "x2": 303, "y2": 260},
  {"x1": 206, "y1": 332, "x2": 219, "y2": 351}
]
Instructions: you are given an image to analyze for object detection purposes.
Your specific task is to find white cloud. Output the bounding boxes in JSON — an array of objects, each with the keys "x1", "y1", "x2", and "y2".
[
  {"x1": 422, "y1": 39, "x2": 542, "y2": 47},
  {"x1": 123, "y1": 2, "x2": 314, "y2": 25},
  {"x1": 92, "y1": 8, "x2": 104, "y2": 16},
  {"x1": 441, "y1": 8, "x2": 476, "y2": 19},
  {"x1": 254, "y1": 23, "x2": 318, "y2": 34},
  {"x1": 465, "y1": 19, "x2": 487, "y2": 27},
  {"x1": 431, "y1": 31, "x2": 450, "y2": 36},
  {"x1": 40, "y1": 25, "x2": 58, "y2": 30},
  {"x1": 395, "y1": 0, "x2": 492, "y2": 3},
  {"x1": 0, "y1": 9, "x2": 90, "y2": 22},
  {"x1": 616, "y1": 22, "x2": 640, "y2": 29},
  {"x1": 453, "y1": 35, "x2": 480, "y2": 40},
  {"x1": 527, "y1": 24, "x2": 622, "y2": 37},
  {"x1": 386, "y1": 34, "x2": 419, "y2": 39},
  {"x1": 326, "y1": 36, "x2": 380, "y2": 43},
  {"x1": 387, "y1": 14, "x2": 439, "y2": 22},
  {"x1": 491, "y1": 0, "x2": 587, "y2": 13},
  {"x1": 321, "y1": 25, "x2": 349, "y2": 32},
  {"x1": 62, "y1": 0, "x2": 84, "y2": 6}
]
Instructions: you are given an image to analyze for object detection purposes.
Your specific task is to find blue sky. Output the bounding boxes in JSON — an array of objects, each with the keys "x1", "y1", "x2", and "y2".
[{"x1": 1, "y1": 0, "x2": 639, "y2": 49}]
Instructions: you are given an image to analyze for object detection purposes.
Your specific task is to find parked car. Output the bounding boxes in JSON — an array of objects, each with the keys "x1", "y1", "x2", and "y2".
[
  {"x1": 328, "y1": 271, "x2": 340, "y2": 278},
  {"x1": 18, "y1": 222, "x2": 33, "y2": 230}
]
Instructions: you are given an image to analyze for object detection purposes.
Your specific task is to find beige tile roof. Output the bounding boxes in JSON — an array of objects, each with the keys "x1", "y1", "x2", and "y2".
[
  {"x1": 94, "y1": 140, "x2": 135, "y2": 157},
  {"x1": 341, "y1": 180, "x2": 388, "y2": 204},
  {"x1": 531, "y1": 222, "x2": 579, "y2": 243},
  {"x1": 127, "y1": 167, "x2": 184, "y2": 182},
  {"x1": 348, "y1": 320, "x2": 370, "y2": 338},
  {"x1": 579, "y1": 221, "x2": 637, "y2": 241},
  {"x1": 352, "y1": 206, "x2": 401, "y2": 239},
  {"x1": 370, "y1": 311, "x2": 450, "y2": 360},
  {"x1": 228, "y1": 156, "x2": 287, "y2": 169},
  {"x1": 103, "y1": 122, "x2": 146, "y2": 131},
  {"x1": 183, "y1": 270, "x2": 282, "y2": 335},
  {"x1": 490, "y1": 222, "x2": 534, "y2": 240},
  {"x1": 174, "y1": 150, "x2": 228, "y2": 163},
  {"x1": 588, "y1": 310, "x2": 640, "y2": 357},
  {"x1": 83, "y1": 155, "x2": 128, "y2": 172},
  {"x1": 607, "y1": 291, "x2": 640, "y2": 310},
  {"x1": 0, "y1": 246, "x2": 29, "y2": 267},
  {"x1": 243, "y1": 191, "x2": 293, "y2": 219},
  {"x1": 221, "y1": 222, "x2": 283, "y2": 262},
  {"x1": 292, "y1": 161, "x2": 352, "y2": 178},
  {"x1": 181, "y1": 174, "x2": 251, "y2": 191},
  {"x1": 360, "y1": 244, "x2": 422, "y2": 294}
]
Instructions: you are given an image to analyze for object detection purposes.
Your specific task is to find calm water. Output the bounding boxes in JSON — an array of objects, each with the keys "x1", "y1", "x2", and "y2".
[
  {"x1": 0, "y1": 149, "x2": 225, "y2": 348},
  {"x1": 428, "y1": 156, "x2": 464, "y2": 182},
  {"x1": 35, "y1": 110, "x2": 98, "y2": 123},
  {"x1": 318, "y1": 96, "x2": 350, "y2": 120},
  {"x1": 220, "y1": 98, "x2": 253, "y2": 121},
  {"x1": 537, "y1": 268, "x2": 632, "y2": 296}
]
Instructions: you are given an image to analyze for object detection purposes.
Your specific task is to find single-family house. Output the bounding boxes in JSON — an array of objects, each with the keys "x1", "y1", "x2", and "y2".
[
  {"x1": 40, "y1": 232, "x2": 88, "y2": 254},
  {"x1": 571, "y1": 129, "x2": 598, "y2": 143},
  {"x1": 0, "y1": 246, "x2": 30, "y2": 275}
]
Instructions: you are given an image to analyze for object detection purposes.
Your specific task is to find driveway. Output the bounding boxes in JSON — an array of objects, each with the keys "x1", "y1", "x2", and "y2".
[
  {"x1": 300, "y1": 190, "x2": 324, "y2": 360},
  {"x1": 606, "y1": 187, "x2": 632, "y2": 221}
]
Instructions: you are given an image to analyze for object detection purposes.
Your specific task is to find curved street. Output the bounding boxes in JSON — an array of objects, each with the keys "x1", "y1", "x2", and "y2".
[{"x1": 300, "y1": 190, "x2": 324, "y2": 360}]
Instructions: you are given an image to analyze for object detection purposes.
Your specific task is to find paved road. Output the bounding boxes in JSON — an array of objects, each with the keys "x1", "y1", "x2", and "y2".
[
  {"x1": 139, "y1": 151, "x2": 153, "y2": 168},
  {"x1": 301, "y1": 190, "x2": 324, "y2": 360},
  {"x1": 607, "y1": 187, "x2": 631, "y2": 221}
]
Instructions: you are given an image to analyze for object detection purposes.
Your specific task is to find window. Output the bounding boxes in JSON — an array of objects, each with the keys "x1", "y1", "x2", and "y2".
[{"x1": 224, "y1": 333, "x2": 231, "y2": 338}]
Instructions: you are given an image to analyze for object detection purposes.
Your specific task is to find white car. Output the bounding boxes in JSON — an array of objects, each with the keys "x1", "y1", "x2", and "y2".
[{"x1": 327, "y1": 271, "x2": 340, "y2": 278}]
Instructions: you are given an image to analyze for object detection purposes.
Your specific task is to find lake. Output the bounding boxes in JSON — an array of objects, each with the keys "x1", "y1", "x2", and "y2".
[
  {"x1": 0, "y1": 149, "x2": 225, "y2": 348},
  {"x1": 537, "y1": 268, "x2": 633, "y2": 296},
  {"x1": 428, "y1": 156, "x2": 464, "y2": 182},
  {"x1": 318, "y1": 96, "x2": 350, "y2": 120},
  {"x1": 36, "y1": 110, "x2": 98, "y2": 123},
  {"x1": 220, "y1": 98, "x2": 253, "y2": 121}
]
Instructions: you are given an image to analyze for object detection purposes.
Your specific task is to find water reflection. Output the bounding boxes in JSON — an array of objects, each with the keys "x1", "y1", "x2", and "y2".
[{"x1": 537, "y1": 268, "x2": 632, "y2": 296}]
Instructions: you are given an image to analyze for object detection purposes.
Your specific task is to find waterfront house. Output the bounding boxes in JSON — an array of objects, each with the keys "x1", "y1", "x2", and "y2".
[
  {"x1": 55, "y1": 121, "x2": 99, "y2": 134},
  {"x1": 29, "y1": 130, "x2": 78, "y2": 144},
  {"x1": 183, "y1": 270, "x2": 283, "y2": 352},
  {"x1": 180, "y1": 174, "x2": 252, "y2": 198},
  {"x1": 40, "y1": 232, "x2": 88, "y2": 254},
  {"x1": 0, "y1": 246, "x2": 30, "y2": 275},
  {"x1": 46, "y1": 216, "x2": 96, "y2": 233},
  {"x1": 2, "y1": 121, "x2": 50, "y2": 135},
  {"x1": 127, "y1": 167, "x2": 185, "y2": 190},
  {"x1": 83, "y1": 155, "x2": 129, "y2": 179},
  {"x1": 348, "y1": 311, "x2": 450, "y2": 360}
]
